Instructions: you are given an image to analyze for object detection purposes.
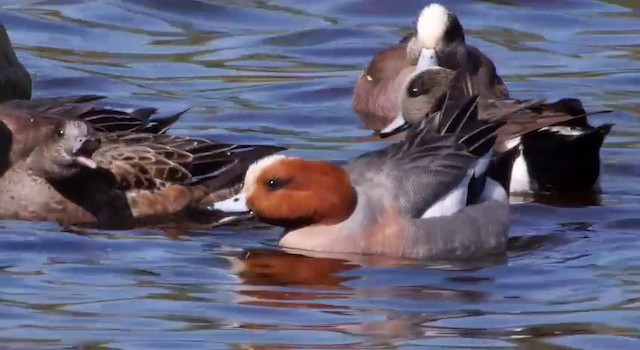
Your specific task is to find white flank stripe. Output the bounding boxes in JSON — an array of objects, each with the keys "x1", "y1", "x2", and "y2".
[
  {"x1": 421, "y1": 172, "x2": 471, "y2": 218},
  {"x1": 481, "y1": 178, "x2": 508, "y2": 203},
  {"x1": 509, "y1": 154, "x2": 532, "y2": 193},
  {"x1": 539, "y1": 126, "x2": 586, "y2": 136}
]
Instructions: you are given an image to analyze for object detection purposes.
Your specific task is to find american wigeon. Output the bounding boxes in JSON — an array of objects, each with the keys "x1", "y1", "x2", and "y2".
[
  {"x1": 381, "y1": 67, "x2": 613, "y2": 194},
  {"x1": 353, "y1": 3, "x2": 508, "y2": 132},
  {"x1": 0, "y1": 110, "x2": 283, "y2": 228},
  {"x1": 212, "y1": 88, "x2": 510, "y2": 260}
]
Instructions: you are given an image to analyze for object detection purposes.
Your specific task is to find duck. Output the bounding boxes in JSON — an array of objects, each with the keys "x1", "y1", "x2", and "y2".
[
  {"x1": 0, "y1": 110, "x2": 284, "y2": 228},
  {"x1": 353, "y1": 3, "x2": 508, "y2": 132},
  {"x1": 0, "y1": 24, "x2": 31, "y2": 102},
  {"x1": 211, "y1": 87, "x2": 510, "y2": 260},
  {"x1": 380, "y1": 65, "x2": 613, "y2": 194},
  {"x1": 0, "y1": 24, "x2": 285, "y2": 228}
]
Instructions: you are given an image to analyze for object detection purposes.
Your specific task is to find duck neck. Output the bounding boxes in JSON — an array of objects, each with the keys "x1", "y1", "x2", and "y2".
[{"x1": 279, "y1": 188, "x2": 379, "y2": 253}]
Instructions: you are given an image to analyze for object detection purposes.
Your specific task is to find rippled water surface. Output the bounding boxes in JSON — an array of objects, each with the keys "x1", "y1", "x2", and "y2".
[{"x1": 1, "y1": 0, "x2": 640, "y2": 348}]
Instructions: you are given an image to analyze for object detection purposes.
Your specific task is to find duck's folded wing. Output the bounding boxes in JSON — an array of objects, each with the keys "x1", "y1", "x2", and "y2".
[
  {"x1": 80, "y1": 108, "x2": 186, "y2": 134},
  {"x1": 347, "y1": 90, "x2": 502, "y2": 218},
  {"x1": 94, "y1": 134, "x2": 284, "y2": 193},
  {"x1": 93, "y1": 135, "x2": 235, "y2": 191},
  {"x1": 94, "y1": 144, "x2": 194, "y2": 190},
  {"x1": 345, "y1": 133, "x2": 478, "y2": 218},
  {"x1": 0, "y1": 95, "x2": 186, "y2": 134},
  {"x1": 490, "y1": 98, "x2": 612, "y2": 146}
]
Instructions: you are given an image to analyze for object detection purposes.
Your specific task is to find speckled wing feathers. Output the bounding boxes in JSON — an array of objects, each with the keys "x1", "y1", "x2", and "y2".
[{"x1": 94, "y1": 134, "x2": 243, "y2": 192}]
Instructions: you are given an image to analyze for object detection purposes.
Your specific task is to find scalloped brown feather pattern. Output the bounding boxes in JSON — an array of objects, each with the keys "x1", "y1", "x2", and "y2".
[{"x1": 95, "y1": 144, "x2": 193, "y2": 190}]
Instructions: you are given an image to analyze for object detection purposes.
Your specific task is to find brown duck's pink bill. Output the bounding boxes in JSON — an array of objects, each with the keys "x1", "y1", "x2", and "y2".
[{"x1": 72, "y1": 137, "x2": 101, "y2": 169}]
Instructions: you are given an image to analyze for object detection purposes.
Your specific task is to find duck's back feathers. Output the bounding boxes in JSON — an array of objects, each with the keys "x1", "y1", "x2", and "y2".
[
  {"x1": 0, "y1": 95, "x2": 186, "y2": 134},
  {"x1": 347, "y1": 89, "x2": 501, "y2": 218},
  {"x1": 425, "y1": 84, "x2": 503, "y2": 156},
  {"x1": 444, "y1": 67, "x2": 613, "y2": 147},
  {"x1": 95, "y1": 134, "x2": 283, "y2": 192}
]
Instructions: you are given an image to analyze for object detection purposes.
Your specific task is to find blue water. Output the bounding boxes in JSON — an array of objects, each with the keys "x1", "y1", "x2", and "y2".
[{"x1": 1, "y1": 0, "x2": 640, "y2": 348}]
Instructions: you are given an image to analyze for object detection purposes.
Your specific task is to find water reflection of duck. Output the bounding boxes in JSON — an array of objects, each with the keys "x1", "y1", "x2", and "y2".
[
  {"x1": 228, "y1": 247, "x2": 507, "y2": 340},
  {"x1": 228, "y1": 247, "x2": 503, "y2": 294}
]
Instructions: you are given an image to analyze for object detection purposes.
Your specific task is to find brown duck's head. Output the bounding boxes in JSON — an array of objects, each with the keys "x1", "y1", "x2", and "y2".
[
  {"x1": 28, "y1": 119, "x2": 101, "y2": 179},
  {"x1": 379, "y1": 67, "x2": 455, "y2": 138}
]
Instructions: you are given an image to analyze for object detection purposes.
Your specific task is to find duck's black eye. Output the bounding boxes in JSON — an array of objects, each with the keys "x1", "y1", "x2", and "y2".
[
  {"x1": 57, "y1": 128, "x2": 65, "y2": 138},
  {"x1": 407, "y1": 80, "x2": 428, "y2": 98},
  {"x1": 265, "y1": 178, "x2": 289, "y2": 191},
  {"x1": 407, "y1": 76, "x2": 437, "y2": 98}
]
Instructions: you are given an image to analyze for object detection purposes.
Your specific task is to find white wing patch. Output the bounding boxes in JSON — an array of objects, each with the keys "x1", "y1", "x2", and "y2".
[
  {"x1": 421, "y1": 152, "x2": 494, "y2": 218},
  {"x1": 421, "y1": 172, "x2": 471, "y2": 218},
  {"x1": 509, "y1": 153, "x2": 532, "y2": 193},
  {"x1": 540, "y1": 126, "x2": 586, "y2": 136},
  {"x1": 503, "y1": 136, "x2": 522, "y2": 152},
  {"x1": 481, "y1": 178, "x2": 508, "y2": 203}
]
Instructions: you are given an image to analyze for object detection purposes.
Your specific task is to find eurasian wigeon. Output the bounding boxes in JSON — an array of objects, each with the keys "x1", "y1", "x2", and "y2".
[
  {"x1": 353, "y1": 3, "x2": 508, "y2": 132},
  {"x1": 212, "y1": 89, "x2": 510, "y2": 259},
  {"x1": 381, "y1": 67, "x2": 613, "y2": 194}
]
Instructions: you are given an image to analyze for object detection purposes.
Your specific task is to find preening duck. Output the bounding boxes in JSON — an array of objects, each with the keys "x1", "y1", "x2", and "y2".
[{"x1": 213, "y1": 86, "x2": 510, "y2": 260}]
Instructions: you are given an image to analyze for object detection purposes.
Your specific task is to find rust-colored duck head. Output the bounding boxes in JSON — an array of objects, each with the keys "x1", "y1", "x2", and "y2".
[{"x1": 212, "y1": 155, "x2": 357, "y2": 231}]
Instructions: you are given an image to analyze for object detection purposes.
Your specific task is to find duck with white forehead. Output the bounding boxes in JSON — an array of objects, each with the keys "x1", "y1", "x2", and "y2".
[
  {"x1": 353, "y1": 2, "x2": 509, "y2": 132},
  {"x1": 212, "y1": 86, "x2": 512, "y2": 260},
  {"x1": 406, "y1": 3, "x2": 508, "y2": 96}
]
